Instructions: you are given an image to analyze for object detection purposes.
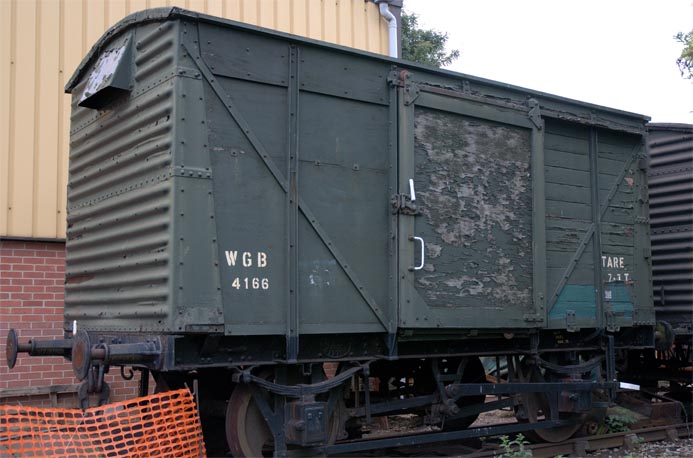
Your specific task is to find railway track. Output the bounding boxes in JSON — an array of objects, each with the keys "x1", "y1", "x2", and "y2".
[
  {"x1": 469, "y1": 422, "x2": 693, "y2": 458},
  {"x1": 328, "y1": 387, "x2": 693, "y2": 457},
  {"x1": 333, "y1": 422, "x2": 692, "y2": 457}
]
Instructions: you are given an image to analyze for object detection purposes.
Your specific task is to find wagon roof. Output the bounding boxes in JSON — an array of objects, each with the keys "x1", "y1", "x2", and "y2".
[
  {"x1": 66, "y1": 6, "x2": 650, "y2": 125},
  {"x1": 647, "y1": 122, "x2": 693, "y2": 131}
]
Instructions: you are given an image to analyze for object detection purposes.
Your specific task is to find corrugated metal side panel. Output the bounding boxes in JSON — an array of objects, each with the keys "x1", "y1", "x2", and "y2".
[
  {"x1": 0, "y1": 0, "x2": 389, "y2": 239},
  {"x1": 64, "y1": 22, "x2": 178, "y2": 331},
  {"x1": 648, "y1": 123, "x2": 693, "y2": 330}
]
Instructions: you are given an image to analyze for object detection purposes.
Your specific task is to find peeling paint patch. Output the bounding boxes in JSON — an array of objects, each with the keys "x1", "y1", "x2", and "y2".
[
  {"x1": 412, "y1": 108, "x2": 533, "y2": 310},
  {"x1": 427, "y1": 243, "x2": 442, "y2": 258},
  {"x1": 443, "y1": 276, "x2": 484, "y2": 295}
]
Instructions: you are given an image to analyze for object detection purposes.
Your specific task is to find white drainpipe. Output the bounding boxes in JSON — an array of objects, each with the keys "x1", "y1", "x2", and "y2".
[{"x1": 376, "y1": 1, "x2": 398, "y2": 58}]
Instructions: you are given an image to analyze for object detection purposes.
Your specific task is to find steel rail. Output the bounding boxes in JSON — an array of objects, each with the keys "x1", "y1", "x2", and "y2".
[{"x1": 467, "y1": 422, "x2": 693, "y2": 458}]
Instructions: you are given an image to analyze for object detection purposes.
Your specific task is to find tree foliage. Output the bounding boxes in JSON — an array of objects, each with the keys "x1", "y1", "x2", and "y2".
[
  {"x1": 675, "y1": 29, "x2": 693, "y2": 79},
  {"x1": 401, "y1": 11, "x2": 459, "y2": 68}
]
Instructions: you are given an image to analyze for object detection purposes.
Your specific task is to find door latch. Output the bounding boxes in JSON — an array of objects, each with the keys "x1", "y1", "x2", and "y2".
[
  {"x1": 391, "y1": 194, "x2": 419, "y2": 215},
  {"x1": 391, "y1": 178, "x2": 420, "y2": 215}
]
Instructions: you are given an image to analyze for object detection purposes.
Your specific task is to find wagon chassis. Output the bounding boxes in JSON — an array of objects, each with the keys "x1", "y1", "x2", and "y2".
[
  {"x1": 8, "y1": 326, "x2": 627, "y2": 455},
  {"x1": 223, "y1": 347, "x2": 617, "y2": 456}
]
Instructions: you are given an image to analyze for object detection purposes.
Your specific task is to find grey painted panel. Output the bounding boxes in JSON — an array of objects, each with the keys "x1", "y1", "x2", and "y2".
[
  {"x1": 544, "y1": 149, "x2": 589, "y2": 171},
  {"x1": 546, "y1": 183, "x2": 591, "y2": 205},
  {"x1": 297, "y1": 216, "x2": 384, "y2": 329},
  {"x1": 215, "y1": 78, "x2": 289, "y2": 169},
  {"x1": 297, "y1": 92, "x2": 391, "y2": 332},
  {"x1": 199, "y1": 24, "x2": 291, "y2": 88},
  {"x1": 209, "y1": 108, "x2": 288, "y2": 332},
  {"x1": 299, "y1": 46, "x2": 390, "y2": 106}
]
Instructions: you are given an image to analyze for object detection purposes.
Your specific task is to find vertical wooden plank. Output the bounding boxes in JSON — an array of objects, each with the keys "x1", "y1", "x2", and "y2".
[
  {"x1": 351, "y1": 0, "x2": 366, "y2": 51},
  {"x1": 85, "y1": 0, "x2": 106, "y2": 51},
  {"x1": 275, "y1": 0, "x2": 291, "y2": 33},
  {"x1": 35, "y1": 0, "x2": 60, "y2": 238},
  {"x1": 292, "y1": 0, "x2": 306, "y2": 37},
  {"x1": 306, "y1": 0, "x2": 322, "y2": 40},
  {"x1": 336, "y1": 0, "x2": 352, "y2": 48},
  {"x1": 224, "y1": 0, "x2": 242, "y2": 21},
  {"x1": 365, "y1": 0, "x2": 380, "y2": 53},
  {"x1": 241, "y1": 0, "x2": 258, "y2": 24},
  {"x1": 257, "y1": 0, "x2": 274, "y2": 29},
  {"x1": 322, "y1": 0, "x2": 337, "y2": 44},
  {"x1": 10, "y1": 0, "x2": 38, "y2": 236},
  {"x1": 188, "y1": 0, "x2": 207, "y2": 12},
  {"x1": 59, "y1": 0, "x2": 85, "y2": 239},
  {"x1": 148, "y1": 0, "x2": 170, "y2": 9},
  {"x1": 108, "y1": 1, "x2": 128, "y2": 33},
  {"x1": 0, "y1": 0, "x2": 12, "y2": 235},
  {"x1": 56, "y1": 0, "x2": 66, "y2": 239},
  {"x1": 207, "y1": 0, "x2": 224, "y2": 17},
  {"x1": 129, "y1": 0, "x2": 148, "y2": 13}
]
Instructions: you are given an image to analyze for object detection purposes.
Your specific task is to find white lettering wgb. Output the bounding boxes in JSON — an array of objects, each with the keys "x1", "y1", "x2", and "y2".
[{"x1": 225, "y1": 250, "x2": 268, "y2": 268}]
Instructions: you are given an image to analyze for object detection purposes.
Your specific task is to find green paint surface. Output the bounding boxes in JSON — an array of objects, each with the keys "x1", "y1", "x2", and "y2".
[
  {"x1": 550, "y1": 285, "x2": 597, "y2": 320},
  {"x1": 550, "y1": 284, "x2": 634, "y2": 322},
  {"x1": 605, "y1": 283, "x2": 635, "y2": 318}
]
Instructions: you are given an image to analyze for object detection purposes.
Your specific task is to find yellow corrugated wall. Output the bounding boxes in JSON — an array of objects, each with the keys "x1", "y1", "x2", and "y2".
[{"x1": 0, "y1": 0, "x2": 391, "y2": 239}]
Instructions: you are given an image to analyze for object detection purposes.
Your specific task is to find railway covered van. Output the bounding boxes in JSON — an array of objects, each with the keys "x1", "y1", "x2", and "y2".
[
  {"x1": 648, "y1": 123, "x2": 693, "y2": 337},
  {"x1": 58, "y1": 7, "x2": 653, "y2": 339},
  {"x1": 619, "y1": 123, "x2": 693, "y2": 392},
  {"x1": 6, "y1": 7, "x2": 657, "y2": 456}
]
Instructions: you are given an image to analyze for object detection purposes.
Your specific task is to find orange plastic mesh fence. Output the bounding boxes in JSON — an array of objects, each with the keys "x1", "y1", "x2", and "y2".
[{"x1": 0, "y1": 388, "x2": 206, "y2": 457}]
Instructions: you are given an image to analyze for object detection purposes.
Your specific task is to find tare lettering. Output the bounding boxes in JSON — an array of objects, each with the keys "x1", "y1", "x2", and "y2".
[
  {"x1": 601, "y1": 254, "x2": 632, "y2": 284},
  {"x1": 601, "y1": 256, "x2": 625, "y2": 269}
]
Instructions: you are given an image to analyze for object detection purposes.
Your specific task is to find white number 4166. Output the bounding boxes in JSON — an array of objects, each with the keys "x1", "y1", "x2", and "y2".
[{"x1": 232, "y1": 277, "x2": 269, "y2": 290}]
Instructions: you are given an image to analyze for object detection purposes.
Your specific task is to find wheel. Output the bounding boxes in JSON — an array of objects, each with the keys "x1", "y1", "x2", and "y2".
[
  {"x1": 515, "y1": 362, "x2": 584, "y2": 443},
  {"x1": 225, "y1": 369, "x2": 343, "y2": 457},
  {"x1": 226, "y1": 381, "x2": 274, "y2": 457}
]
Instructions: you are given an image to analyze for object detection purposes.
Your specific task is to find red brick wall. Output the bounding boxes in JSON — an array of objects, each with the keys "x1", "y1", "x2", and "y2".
[{"x1": 0, "y1": 239, "x2": 143, "y2": 407}]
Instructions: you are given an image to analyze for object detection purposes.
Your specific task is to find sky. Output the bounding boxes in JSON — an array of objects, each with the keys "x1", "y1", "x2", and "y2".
[{"x1": 402, "y1": 0, "x2": 693, "y2": 124}]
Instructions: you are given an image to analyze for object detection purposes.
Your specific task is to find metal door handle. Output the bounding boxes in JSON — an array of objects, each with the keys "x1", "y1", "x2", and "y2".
[
  {"x1": 409, "y1": 236, "x2": 424, "y2": 271},
  {"x1": 408, "y1": 178, "x2": 416, "y2": 201}
]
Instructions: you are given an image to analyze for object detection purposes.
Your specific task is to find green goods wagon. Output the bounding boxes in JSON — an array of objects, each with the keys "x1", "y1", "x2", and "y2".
[
  {"x1": 61, "y1": 8, "x2": 653, "y2": 344},
  {"x1": 6, "y1": 7, "x2": 656, "y2": 455}
]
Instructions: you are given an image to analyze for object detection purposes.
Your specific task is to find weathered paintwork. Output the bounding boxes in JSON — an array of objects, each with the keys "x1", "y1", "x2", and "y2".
[
  {"x1": 63, "y1": 8, "x2": 653, "y2": 359},
  {"x1": 404, "y1": 108, "x2": 534, "y2": 328}
]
